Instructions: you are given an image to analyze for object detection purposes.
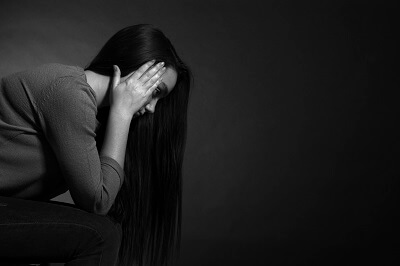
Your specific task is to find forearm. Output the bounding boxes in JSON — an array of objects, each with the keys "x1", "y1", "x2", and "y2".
[
  {"x1": 99, "y1": 109, "x2": 132, "y2": 169},
  {"x1": 99, "y1": 60, "x2": 162, "y2": 169}
]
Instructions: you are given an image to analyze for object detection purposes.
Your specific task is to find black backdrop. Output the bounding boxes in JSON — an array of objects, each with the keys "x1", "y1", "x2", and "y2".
[{"x1": 0, "y1": 1, "x2": 398, "y2": 265}]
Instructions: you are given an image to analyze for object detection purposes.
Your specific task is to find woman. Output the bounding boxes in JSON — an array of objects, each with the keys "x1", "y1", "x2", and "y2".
[{"x1": 0, "y1": 24, "x2": 191, "y2": 266}]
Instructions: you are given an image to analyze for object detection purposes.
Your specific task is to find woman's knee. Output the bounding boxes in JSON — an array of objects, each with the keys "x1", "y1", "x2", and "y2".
[
  {"x1": 71, "y1": 215, "x2": 121, "y2": 264},
  {"x1": 98, "y1": 216, "x2": 122, "y2": 250},
  {"x1": 89, "y1": 215, "x2": 121, "y2": 251}
]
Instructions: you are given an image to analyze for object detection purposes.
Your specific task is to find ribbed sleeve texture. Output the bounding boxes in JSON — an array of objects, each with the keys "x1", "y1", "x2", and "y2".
[{"x1": 0, "y1": 63, "x2": 124, "y2": 215}]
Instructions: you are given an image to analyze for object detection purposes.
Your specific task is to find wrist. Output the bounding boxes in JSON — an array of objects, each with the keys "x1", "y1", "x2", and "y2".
[{"x1": 109, "y1": 107, "x2": 133, "y2": 123}]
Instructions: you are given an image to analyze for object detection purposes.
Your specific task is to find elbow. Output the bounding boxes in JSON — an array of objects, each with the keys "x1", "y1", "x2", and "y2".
[
  {"x1": 75, "y1": 199, "x2": 111, "y2": 215},
  {"x1": 92, "y1": 188, "x2": 115, "y2": 215},
  {"x1": 92, "y1": 198, "x2": 113, "y2": 215},
  {"x1": 90, "y1": 172, "x2": 121, "y2": 215},
  {"x1": 93, "y1": 207, "x2": 110, "y2": 216}
]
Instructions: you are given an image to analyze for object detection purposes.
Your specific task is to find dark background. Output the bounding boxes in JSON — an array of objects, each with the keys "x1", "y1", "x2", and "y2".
[{"x1": 0, "y1": 1, "x2": 398, "y2": 265}]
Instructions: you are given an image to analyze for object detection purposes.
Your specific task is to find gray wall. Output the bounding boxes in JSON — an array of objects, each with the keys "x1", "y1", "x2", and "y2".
[{"x1": 0, "y1": 1, "x2": 398, "y2": 265}]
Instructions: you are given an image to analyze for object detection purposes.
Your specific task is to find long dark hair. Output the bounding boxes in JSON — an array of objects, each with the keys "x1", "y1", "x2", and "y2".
[{"x1": 85, "y1": 24, "x2": 192, "y2": 266}]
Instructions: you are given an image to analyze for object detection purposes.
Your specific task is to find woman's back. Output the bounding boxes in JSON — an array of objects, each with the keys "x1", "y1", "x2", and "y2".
[{"x1": 0, "y1": 63, "x2": 123, "y2": 210}]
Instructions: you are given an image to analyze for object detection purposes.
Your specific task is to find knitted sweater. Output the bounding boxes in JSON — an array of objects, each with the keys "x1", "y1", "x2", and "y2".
[{"x1": 0, "y1": 63, "x2": 124, "y2": 215}]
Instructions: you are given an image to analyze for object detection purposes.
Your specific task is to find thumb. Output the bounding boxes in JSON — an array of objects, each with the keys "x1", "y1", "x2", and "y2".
[{"x1": 112, "y1": 65, "x2": 121, "y2": 89}]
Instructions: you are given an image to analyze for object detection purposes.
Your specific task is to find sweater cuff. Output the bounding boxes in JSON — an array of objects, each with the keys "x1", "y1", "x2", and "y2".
[{"x1": 99, "y1": 156, "x2": 125, "y2": 188}]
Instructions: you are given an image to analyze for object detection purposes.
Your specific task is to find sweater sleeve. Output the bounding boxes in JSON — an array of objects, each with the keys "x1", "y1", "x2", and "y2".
[{"x1": 37, "y1": 76, "x2": 124, "y2": 215}]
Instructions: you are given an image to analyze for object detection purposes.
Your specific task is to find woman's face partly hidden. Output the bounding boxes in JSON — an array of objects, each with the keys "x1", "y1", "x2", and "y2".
[{"x1": 134, "y1": 66, "x2": 177, "y2": 118}]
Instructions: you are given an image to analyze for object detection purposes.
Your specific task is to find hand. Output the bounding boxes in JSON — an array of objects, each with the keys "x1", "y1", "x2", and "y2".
[{"x1": 110, "y1": 60, "x2": 166, "y2": 119}]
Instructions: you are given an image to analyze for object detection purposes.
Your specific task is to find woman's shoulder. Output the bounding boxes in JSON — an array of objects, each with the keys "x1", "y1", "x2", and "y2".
[
  {"x1": 32, "y1": 63, "x2": 96, "y2": 112},
  {"x1": 4, "y1": 63, "x2": 84, "y2": 81},
  {"x1": 42, "y1": 63, "x2": 91, "y2": 91},
  {"x1": 2, "y1": 63, "x2": 90, "y2": 93},
  {"x1": 32, "y1": 63, "x2": 87, "y2": 84},
  {"x1": 1, "y1": 62, "x2": 93, "y2": 108}
]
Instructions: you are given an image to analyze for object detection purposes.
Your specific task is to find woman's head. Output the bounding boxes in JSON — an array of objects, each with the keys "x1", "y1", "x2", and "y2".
[
  {"x1": 86, "y1": 24, "x2": 192, "y2": 266},
  {"x1": 86, "y1": 24, "x2": 190, "y2": 116},
  {"x1": 134, "y1": 66, "x2": 178, "y2": 117}
]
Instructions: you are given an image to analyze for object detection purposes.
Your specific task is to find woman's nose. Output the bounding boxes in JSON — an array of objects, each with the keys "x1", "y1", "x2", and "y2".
[{"x1": 145, "y1": 101, "x2": 157, "y2": 113}]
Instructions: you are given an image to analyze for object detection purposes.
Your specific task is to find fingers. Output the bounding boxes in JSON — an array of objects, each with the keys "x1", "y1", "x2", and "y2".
[
  {"x1": 139, "y1": 61, "x2": 165, "y2": 83},
  {"x1": 145, "y1": 77, "x2": 163, "y2": 96},
  {"x1": 128, "y1": 60, "x2": 156, "y2": 83},
  {"x1": 121, "y1": 60, "x2": 165, "y2": 99},
  {"x1": 143, "y1": 66, "x2": 166, "y2": 89},
  {"x1": 112, "y1": 65, "x2": 121, "y2": 89}
]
